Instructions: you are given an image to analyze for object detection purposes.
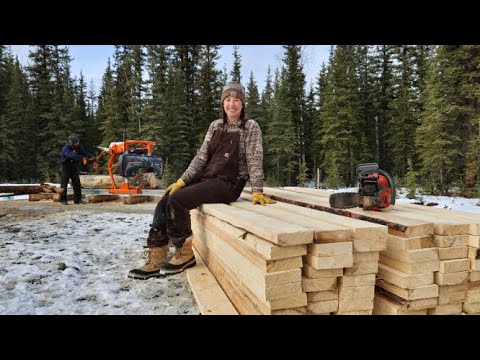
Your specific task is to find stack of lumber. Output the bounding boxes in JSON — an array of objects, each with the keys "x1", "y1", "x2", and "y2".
[
  {"x1": 191, "y1": 195, "x2": 388, "y2": 315},
  {"x1": 258, "y1": 187, "x2": 480, "y2": 315},
  {"x1": 259, "y1": 187, "x2": 439, "y2": 314},
  {"x1": 191, "y1": 204, "x2": 311, "y2": 315},
  {"x1": 185, "y1": 248, "x2": 239, "y2": 315},
  {"x1": 400, "y1": 204, "x2": 480, "y2": 314}
]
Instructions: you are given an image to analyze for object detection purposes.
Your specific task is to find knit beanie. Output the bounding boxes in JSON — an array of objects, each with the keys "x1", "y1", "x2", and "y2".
[{"x1": 221, "y1": 82, "x2": 246, "y2": 105}]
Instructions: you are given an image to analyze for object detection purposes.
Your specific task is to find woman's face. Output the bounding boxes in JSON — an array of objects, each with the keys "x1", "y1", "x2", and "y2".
[{"x1": 223, "y1": 96, "x2": 243, "y2": 121}]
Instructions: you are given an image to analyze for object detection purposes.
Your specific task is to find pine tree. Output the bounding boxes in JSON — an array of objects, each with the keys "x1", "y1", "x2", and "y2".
[
  {"x1": 84, "y1": 80, "x2": 101, "y2": 152},
  {"x1": 1, "y1": 52, "x2": 33, "y2": 181},
  {"x1": 371, "y1": 45, "x2": 396, "y2": 170},
  {"x1": 416, "y1": 49, "x2": 462, "y2": 195},
  {"x1": 442, "y1": 46, "x2": 480, "y2": 196},
  {"x1": 404, "y1": 158, "x2": 418, "y2": 199},
  {"x1": 246, "y1": 71, "x2": 261, "y2": 123},
  {"x1": 355, "y1": 46, "x2": 377, "y2": 164},
  {"x1": 282, "y1": 45, "x2": 307, "y2": 181},
  {"x1": 196, "y1": 45, "x2": 222, "y2": 147},
  {"x1": 141, "y1": 45, "x2": 171, "y2": 148},
  {"x1": 320, "y1": 45, "x2": 363, "y2": 187},
  {"x1": 303, "y1": 83, "x2": 316, "y2": 180},
  {"x1": 389, "y1": 45, "x2": 418, "y2": 178},
  {"x1": 230, "y1": 45, "x2": 242, "y2": 83},
  {"x1": 221, "y1": 63, "x2": 228, "y2": 86},
  {"x1": 312, "y1": 63, "x2": 328, "y2": 183},
  {"x1": 113, "y1": 45, "x2": 134, "y2": 140},
  {"x1": 0, "y1": 45, "x2": 8, "y2": 117},
  {"x1": 264, "y1": 69, "x2": 296, "y2": 186},
  {"x1": 27, "y1": 45, "x2": 57, "y2": 181},
  {"x1": 160, "y1": 63, "x2": 191, "y2": 181},
  {"x1": 173, "y1": 45, "x2": 201, "y2": 161},
  {"x1": 97, "y1": 58, "x2": 119, "y2": 145}
]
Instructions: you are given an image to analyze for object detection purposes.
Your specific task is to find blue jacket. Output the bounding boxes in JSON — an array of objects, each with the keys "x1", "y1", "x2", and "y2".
[{"x1": 61, "y1": 144, "x2": 94, "y2": 165}]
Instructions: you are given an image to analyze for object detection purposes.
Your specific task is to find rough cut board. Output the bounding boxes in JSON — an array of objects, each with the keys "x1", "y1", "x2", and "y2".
[
  {"x1": 192, "y1": 215, "x2": 302, "y2": 302},
  {"x1": 200, "y1": 203, "x2": 313, "y2": 246},
  {"x1": 193, "y1": 235, "x2": 306, "y2": 314},
  {"x1": 193, "y1": 209, "x2": 307, "y2": 260},
  {"x1": 281, "y1": 187, "x2": 479, "y2": 236},
  {"x1": 249, "y1": 188, "x2": 434, "y2": 237},
  {"x1": 186, "y1": 248, "x2": 238, "y2": 315},
  {"x1": 193, "y1": 210, "x2": 303, "y2": 272},
  {"x1": 235, "y1": 196, "x2": 388, "y2": 250},
  {"x1": 193, "y1": 238, "x2": 265, "y2": 315}
]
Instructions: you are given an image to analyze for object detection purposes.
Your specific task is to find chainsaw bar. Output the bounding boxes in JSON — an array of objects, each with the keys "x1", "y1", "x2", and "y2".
[{"x1": 329, "y1": 192, "x2": 363, "y2": 209}]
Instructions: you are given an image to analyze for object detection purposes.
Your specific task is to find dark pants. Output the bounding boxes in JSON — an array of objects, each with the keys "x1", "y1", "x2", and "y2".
[
  {"x1": 60, "y1": 162, "x2": 82, "y2": 202},
  {"x1": 148, "y1": 177, "x2": 245, "y2": 248}
]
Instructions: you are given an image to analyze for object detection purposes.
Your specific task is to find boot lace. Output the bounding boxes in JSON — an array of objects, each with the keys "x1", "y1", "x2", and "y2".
[
  {"x1": 172, "y1": 247, "x2": 183, "y2": 261},
  {"x1": 140, "y1": 249, "x2": 152, "y2": 265}
]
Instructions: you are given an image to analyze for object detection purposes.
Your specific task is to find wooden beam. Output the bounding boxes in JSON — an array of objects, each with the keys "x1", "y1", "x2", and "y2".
[
  {"x1": 200, "y1": 203, "x2": 313, "y2": 246},
  {"x1": 186, "y1": 248, "x2": 238, "y2": 315},
  {"x1": 256, "y1": 187, "x2": 434, "y2": 237}
]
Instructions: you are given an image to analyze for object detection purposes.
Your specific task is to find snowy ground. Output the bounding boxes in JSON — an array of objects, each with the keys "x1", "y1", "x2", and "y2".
[
  {"x1": 0, "y1": 201, "x2": 199, "y2": 315},
  {"x1": 1, "y1": 185, "x2": 479, "y2": 315}
]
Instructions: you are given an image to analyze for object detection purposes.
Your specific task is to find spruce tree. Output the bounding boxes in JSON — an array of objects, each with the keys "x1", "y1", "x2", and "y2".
[
  {"x1": 27, "y1": 45, "x2": 57, "y2": 181},
  {"x1": 282, "y1": 45, "x2": 307, "y2": 181},
  {"x1": 312, "y1": 63, "x2": 328, "y2": 183},
  {"x1": 371, "y1": 45, "x2": 396, "y2": 170},
  {"x1": 264, "y1": 68, "x2": 296, "y2": 186},
  {"x1": 230, "y1": 45, "x2": 242, "y2": 83},
  {"x1": 355, "y1": 46, "x2": 377, "y2": 164},
  {"x1": 404, "y1": 158, "x2": 418, "y2": 199},
  {"x1": 416, "y1": 49, "x2": 462, "y2": 195},
  {"x1": 141, "y1": 45, "x2": 171, "y2": 148},
  {"x1": 303, "y1": 83, "x2": 316, "y2": 181},
  {"x1": 196, "y1": 45, "x2": 222, "y2": 147},
  {"x1": 320, "y1": 45, "x2": 363, "y2": 187},
  {"x1": 97, "y1": 58, "x2": 119, "y2": 145},
  {"x1": 2, "y1": 57, "x2": 35, "y2": 181},
  {"x1": 173, "y1": 45, "x2": 201, "y2": 161},
  {"x1": 160, "y1": 63, "x2": 191, "y2": 181},
  {"x1": 246, "y1": 71, "x2": 261, "y2": 123},
  {"x1": 389, "y1": 45, "x2": 417, "y2": 178}
]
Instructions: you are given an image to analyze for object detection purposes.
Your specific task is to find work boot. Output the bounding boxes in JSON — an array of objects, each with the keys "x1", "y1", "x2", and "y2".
[
  {"x1": 74, "y1": 199, "x2": 87, "y2": 204},
  {"x1": 61, "y1": 200, "x2": 68, "y2": 205},
  {"x1": 128, "y1": 246, "x2": 169, "y2": 280},
  {"x1": 160, "y1": 235, "x2": 196, "y2": 276}
]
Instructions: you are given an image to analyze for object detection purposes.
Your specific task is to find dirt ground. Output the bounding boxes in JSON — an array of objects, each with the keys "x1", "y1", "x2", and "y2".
[{"x1": 0, "y1": 198, "x2": 200, "y2": 315}]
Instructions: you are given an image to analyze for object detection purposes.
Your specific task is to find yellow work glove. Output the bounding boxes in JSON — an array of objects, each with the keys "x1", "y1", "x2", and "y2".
[
  {"x1": 163, "y1": 178, "x2": 186, "y2": 198},
  {"x1": 252, "y1": 192, "x2": 276, "y2": 206}
]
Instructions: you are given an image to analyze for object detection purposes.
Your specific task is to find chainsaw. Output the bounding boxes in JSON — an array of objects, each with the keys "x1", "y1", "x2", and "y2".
[
  {"x1": 329, "y1": 163, "x2": 395, "y2": 211},
  {"x1": 95, "y1": 140, "x2": 163, "y2": 194}
]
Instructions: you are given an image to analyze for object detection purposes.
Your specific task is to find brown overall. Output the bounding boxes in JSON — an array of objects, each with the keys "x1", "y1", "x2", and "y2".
[{"x1": 148, "y1": 127, "x2": 246, "y2": 248}]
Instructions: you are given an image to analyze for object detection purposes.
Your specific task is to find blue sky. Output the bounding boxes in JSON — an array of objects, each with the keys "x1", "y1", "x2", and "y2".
[{"x1": 9, "y1": 45, "x2": 331, "y2": 94}]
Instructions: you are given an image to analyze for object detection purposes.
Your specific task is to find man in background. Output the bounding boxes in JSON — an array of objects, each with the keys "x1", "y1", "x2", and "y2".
[{"x1": 60, "y1": 135, "x2": 94, "y2": 205}]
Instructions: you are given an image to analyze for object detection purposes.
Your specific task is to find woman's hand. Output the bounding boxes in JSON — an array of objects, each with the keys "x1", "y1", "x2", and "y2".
[
  {"x1": 251, "y1": 192, "x2": 276, "y2": 206},
  {"x1": 163, "y1": 178, "x2": 186, "y2": 198}
]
